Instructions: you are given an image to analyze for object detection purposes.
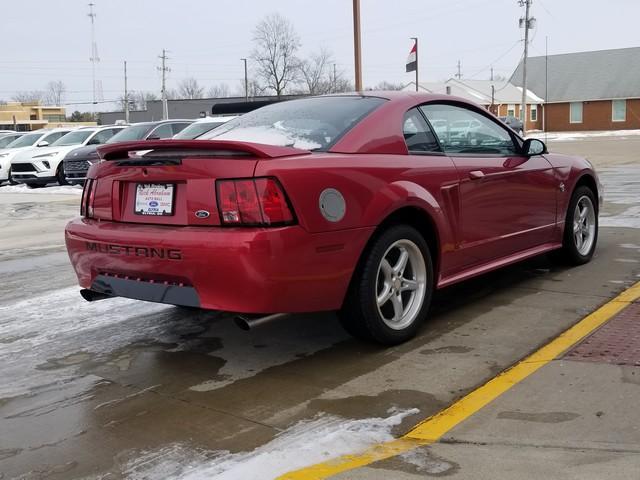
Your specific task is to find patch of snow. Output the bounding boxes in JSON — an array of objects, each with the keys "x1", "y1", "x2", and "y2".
[
  {"x1": 399, "y1": 448, "x2": 456, "y2": 475},
  {"x1": 0, "y1": 184, "x2": 83, "y2": 195},
  {"x1": 123, "y1": 408, "x2": 419, "y2": 480},
  {"x1": 214, "y1": 126, "x2": 321, "y2": 150},
  {"x1": 0, "y1": 287, "x2": 174, "y2": 398},
  {"x1": 528, "y1": 129, "x2": 640, "y2": 142}
]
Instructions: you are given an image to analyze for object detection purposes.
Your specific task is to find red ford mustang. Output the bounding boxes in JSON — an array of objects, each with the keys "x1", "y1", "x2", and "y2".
[{"x1": 65, "y1": 92, "x2": 601, "y2": 344}]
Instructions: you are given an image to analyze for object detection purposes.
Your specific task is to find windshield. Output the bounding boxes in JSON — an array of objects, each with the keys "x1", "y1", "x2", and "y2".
[
  {"x1": 200, "y1": 96, "x2": 386, "y2": 151},
  {"x1": 0, "y1": 135, "x2": 21, "y2": 148},
  {"x1": 106, "y1": 124, "x2": 153, "y2": 143},
  {"x1": 51, "y1": 130, "x2": 95, "y2": 146},
  {"x1": 174, "y1": 121, "x2": 228, "y2": 140},
  {"x1": 5, "y1": 132, "x2": 42, "y2": 148}
]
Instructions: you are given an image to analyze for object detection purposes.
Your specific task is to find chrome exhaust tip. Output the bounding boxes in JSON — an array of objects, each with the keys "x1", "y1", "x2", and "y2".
[
  {"x1": 234, "y1": 313, "x2": 288, "y2": 331},
  {"x1": 80, "y1": 289, "x2": 112, "y2": 302}
]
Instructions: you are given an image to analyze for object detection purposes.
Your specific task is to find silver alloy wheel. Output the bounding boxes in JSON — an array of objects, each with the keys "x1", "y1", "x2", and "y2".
[
  {"x1": 375, "y1": 239, "x2": 427, "y2": 330},
  {"x1": 573, "y1": 195, "x2": 596, "y2": 256}
]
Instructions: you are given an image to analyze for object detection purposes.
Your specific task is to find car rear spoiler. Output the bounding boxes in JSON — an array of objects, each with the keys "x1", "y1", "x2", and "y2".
[{"x1": 96, "y1": 140, "x2": 311, "y2": 161}]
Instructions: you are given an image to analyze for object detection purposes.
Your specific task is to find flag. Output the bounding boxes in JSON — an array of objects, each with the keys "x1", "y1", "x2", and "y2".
[{"x1": 406, "y1": 40, "x2": 417, "y2": 73}]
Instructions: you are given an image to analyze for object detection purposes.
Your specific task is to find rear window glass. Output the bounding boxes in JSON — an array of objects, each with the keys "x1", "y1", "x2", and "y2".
[{"x1": 200, "y1": 96, "x2": 385, "y2": 151}]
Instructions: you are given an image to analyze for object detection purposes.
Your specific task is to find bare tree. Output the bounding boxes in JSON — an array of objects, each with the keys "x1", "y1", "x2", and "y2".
[
  {"x1": 299, "y1": 49, "x2": 334, "y2": 95},
  {"x1": 12, "y1": 91, "x2": 44, "y2": 104},
  {"x1": 207, "y1": 83, "x2": 231, "y2": 98},
  {"x1": 44, "y1": 80, "x2": 66, "y2": 106},
  {"x1": 251, "y1": 13, "x2": 301, "y2": 96},
  {"x1": 178, "y1": 77, "x2": 204, "y2": 99},
  {"x1": 369, "y1": 81, "x2": 405, "y2": 91},
  {"x1": 134, "y1": 91, "x2": 158, "y2": 110}
]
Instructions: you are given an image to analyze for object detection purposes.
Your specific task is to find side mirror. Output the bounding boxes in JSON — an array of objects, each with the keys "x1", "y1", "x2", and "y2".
[
  {"x1": 37, "y1": 140, "x2": 49, "y2": 147},
  {"x1": 146, "y1": 134, "x2": 160, "y2": 140},
  {"x1": 523, "y1": 138, "x2": 547, "y2": 156}
]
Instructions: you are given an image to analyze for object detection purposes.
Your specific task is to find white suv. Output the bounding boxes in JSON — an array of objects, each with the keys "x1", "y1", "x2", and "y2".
[
  {"x1": 0, "y1": 128, "x2": 74, "y2": 185},
  {"x1": 10, "y1": 125, "x2": 125, "y2": 187}
]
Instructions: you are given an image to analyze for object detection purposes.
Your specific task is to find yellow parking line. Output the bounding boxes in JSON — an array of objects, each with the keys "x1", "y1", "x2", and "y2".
[{"x1": 278, "y1": 281, "x2": 640, "y2": 480}]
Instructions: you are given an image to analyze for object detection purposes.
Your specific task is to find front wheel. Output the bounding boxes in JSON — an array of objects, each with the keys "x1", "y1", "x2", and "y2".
[
  {"x1": 339, "y1": 225, "x2": 433, "y2": 345},
  {"x1": 56, "y1": 164, "x2": 69, "y2": 186},
  {"x1": 8, "y1": 168, "x2": 18, "y2": 185},
  {"x1": 555, "y1": 185, "x2": 598, "y2": 265}
]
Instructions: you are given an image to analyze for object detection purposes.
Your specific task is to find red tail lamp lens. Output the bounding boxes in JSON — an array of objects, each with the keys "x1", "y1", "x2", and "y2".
[{"x1": 216, "y1": 178, "x2": 294, "y2": 226}]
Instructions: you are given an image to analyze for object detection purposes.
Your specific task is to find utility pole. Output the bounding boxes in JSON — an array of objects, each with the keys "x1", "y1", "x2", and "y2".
[
  {"x1": 410, "y1": 37, "x2": 419, "y2": 92},
  {"x1": 123, "y1": 61, "x2": 130, "y2": 123},
  {"x1": 455, "y1": 60, "x2": 462, "y2": 79},
  {"x1": 241, "y1": 58, "x2": 248, "y2": 101},
  {"x1": 88, "y1": 3, "x2": 100, "y2": 111},
  {"x1": 519, "y1": 0, "x2": 534, "y2": 136},
  {"x1": 353, "y1": 0, "x2": 363, "y2": 91},
  {"x1": 158, "y1": 49, "x2": 170, "y2": 120},
  {"x1": 490, "y1": 66, "x2": 494, "y2": 81},
  {"x1": 333, "y1": 63, "x2": 337, "y2": 93}
]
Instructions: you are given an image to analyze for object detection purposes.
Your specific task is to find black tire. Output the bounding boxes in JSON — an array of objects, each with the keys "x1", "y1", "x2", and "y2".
[
  {"x1": 26, "y1": 183, "x2": 46, "y2": 189},
  {"x1": 56, "y1": 164, "x2": 69, "y2": 186},
  {"x1": 8, "y1": 168, "x2": 17, "y2": 185},
  {"x1": 554, "y1": 185, "x2": 598, "y2": 265},
  {"x1": 338, "y1": 225, "x2": 434, "y2": 345}
]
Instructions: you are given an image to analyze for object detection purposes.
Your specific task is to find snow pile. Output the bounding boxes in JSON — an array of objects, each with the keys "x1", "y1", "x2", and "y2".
[
  {"x1": 0, "y1": 184, "x2": 82, "y2": 195},
  {"x1": 124, "y1": 408, "x2": 419, "y2": 480}
]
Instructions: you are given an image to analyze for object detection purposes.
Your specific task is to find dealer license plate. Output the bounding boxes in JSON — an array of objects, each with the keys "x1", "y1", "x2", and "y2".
[{"x1": 134, "y1": 183, "x2": 175, "y2": 216}]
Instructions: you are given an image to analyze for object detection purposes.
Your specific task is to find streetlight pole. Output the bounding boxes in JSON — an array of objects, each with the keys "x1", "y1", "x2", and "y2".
[
  {"x1": 519, "y1": 0, "x2": 533, "y2": 136},
  {"x1": 241, "y1": 58, "x2": 248, "y2": 101},
  {"x1": 353, "y1": 0, "x2": 363, "y2": 91}
]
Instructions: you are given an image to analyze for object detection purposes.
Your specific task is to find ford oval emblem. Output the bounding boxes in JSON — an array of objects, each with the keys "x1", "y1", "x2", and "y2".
[
  {"x1": 148, "y1": 200, "x2": 159, "y2": 207},
  {"x1": 195, "y1": 210, "x2": 210, "y2": 219}
]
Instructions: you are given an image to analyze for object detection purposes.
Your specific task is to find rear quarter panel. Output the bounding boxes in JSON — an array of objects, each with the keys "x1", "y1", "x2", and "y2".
[{"x1": 255, "y1": 153, "x2": 461, "y2": 276}]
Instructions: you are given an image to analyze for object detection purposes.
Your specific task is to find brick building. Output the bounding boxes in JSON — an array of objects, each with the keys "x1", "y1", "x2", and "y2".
[{"x1": 511, "y1": 47, "x2": 640, "y2": 131}]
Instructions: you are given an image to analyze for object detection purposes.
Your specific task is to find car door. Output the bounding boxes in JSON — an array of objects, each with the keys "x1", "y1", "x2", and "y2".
[
  {"x1": 421, "y1": 103, "x2": 557, "y2": 267},
  {"x1": 402, "y1": 108, "x2": 465, "y2": 277}
]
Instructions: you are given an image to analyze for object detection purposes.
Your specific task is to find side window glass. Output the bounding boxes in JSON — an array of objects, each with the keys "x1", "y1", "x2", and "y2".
[
  {"x1": 402, "y1": 109, "x2": 440, "y2": 153},
  {"x1": 171, "y1": 122, "x2": 190, "y2": 135},
  {"x1": 149, "y1": 124, "x2": 174, "y2": 139},
  {"x1": 420, "y1": 104, "x2": 517, "y2": 155},
  {"x1": 43, "y1": 132, "x2": 65, "y2": 143}
]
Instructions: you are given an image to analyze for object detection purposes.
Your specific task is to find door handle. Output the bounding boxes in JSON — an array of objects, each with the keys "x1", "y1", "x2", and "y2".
[{"x1": 469, "y1": 170, "x2": 485, "y2": 180}]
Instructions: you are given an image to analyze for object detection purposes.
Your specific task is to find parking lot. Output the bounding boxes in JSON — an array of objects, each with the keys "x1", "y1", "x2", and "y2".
[{"x1": 1, "y1": 134, "x2": 639, "y2": 479}]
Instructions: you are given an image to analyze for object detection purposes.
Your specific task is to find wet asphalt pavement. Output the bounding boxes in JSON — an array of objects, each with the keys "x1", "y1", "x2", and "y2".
[{"x1": 0, "y1": 139, "x2": 639, "y2": 479}]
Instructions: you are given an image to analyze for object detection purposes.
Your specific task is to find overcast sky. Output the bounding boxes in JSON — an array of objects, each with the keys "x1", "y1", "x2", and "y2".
[{"x1": 1, "y1": 0, "x2": 638, "y2": 111}]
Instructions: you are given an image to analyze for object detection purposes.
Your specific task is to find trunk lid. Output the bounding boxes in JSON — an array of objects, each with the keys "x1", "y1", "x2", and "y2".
[{"x1": 88, "y1": 140, "x2": 309, "y2": 226}]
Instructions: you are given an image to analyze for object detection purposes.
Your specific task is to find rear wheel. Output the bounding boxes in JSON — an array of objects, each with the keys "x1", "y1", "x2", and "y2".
[
  {"x1": 555, "y1": 185, "x2": 598, "y2": 265},
  {"x1": 339, "y1": 225, "x2": 433, "y2": 345}
]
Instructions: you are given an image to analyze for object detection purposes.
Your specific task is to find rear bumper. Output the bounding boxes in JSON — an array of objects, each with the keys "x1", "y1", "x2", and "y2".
[{"x1": 65, "y1": 218, "x2": 374, "y2": 313}]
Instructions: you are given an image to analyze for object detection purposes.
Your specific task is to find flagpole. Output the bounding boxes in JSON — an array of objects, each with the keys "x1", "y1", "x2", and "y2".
[{"x1": 411, "y1": 37, "x2": 418, "y2": 91}]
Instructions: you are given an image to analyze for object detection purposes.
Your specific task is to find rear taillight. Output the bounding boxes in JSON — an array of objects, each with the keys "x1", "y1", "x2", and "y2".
[
  {"x1": 81, "y1": 179, "x2": 97, "y2": 218},
  {"x1": 216, "y1": 177, "x2": 295, "y2": 226}
]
